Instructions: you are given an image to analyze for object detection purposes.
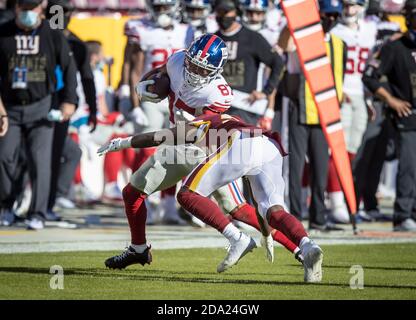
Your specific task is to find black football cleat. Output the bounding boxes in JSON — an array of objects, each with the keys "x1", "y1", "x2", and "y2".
[{"x1": 105, "y1": 246, "x2": 152, "y2": 269}]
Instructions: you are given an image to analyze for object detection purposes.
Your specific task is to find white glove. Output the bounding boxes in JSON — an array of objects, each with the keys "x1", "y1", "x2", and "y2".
[
  {"x1": 97, "y1": 137, "x2": 132, "y2": 156},
  {"x1": 131, "y1": 107, "x2": 149, "y2": 127},
  {"x1": 135, "y1": 79, "x2": 161, "y2": 103}
]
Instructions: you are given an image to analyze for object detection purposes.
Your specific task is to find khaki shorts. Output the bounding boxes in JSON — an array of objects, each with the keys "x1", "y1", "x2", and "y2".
[{"x1": 130, "y1": 144, "x2": 246, "y2": 213}]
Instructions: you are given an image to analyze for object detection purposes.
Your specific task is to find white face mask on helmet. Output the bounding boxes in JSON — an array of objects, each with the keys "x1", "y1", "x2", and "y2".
[
  {"x1": 157, "y1": 13, "x2": 173, "y2": 27},
  {"x1": 183, "y1": 5, "x2": 210, "y2": 28},
  {"x1": 245, "y1": 21, "x2": 263, "y2": 31},
  {"x1": 242, "y1": 8, "x2": 267, "y2": 32},
  {"x1": 146, "y1": 0, "x2": 178, "y2": 28}
]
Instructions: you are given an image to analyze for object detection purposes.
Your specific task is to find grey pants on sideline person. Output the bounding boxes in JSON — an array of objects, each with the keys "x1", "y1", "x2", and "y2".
[
  {"x1": 353, "y1": 102, "x2": 396, "y2": 212},
  {"x1": 0, "y1": 95, "x2": 53, "y2": 218},
  {"x1": 394, "y1": 129, "x2": 416, "y2": 224},
  {"x1": 288, "y1": 100, "x2": 329, "y2": 225}
]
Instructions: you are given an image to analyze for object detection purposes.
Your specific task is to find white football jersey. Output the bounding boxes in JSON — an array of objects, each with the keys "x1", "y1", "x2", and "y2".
[
  {"x1": 124, "y1": 17, "x2": 192, "y2": 74},
  {"x1": 331, "y1": 20, "x2": 378, "y2": 96},
  {"x1": 166, "y1": 50, "x2": 233, "y2": 124},
  {"x1": 259, "y1": 27, "x2": 280, "y2": 49},
  {"x1": 265, "y1": 7, "x2": 285, "y2": 34}
]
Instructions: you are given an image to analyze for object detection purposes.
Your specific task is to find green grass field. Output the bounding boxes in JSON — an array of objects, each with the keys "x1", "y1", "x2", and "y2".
[{"x1": 1, "y1": 243, "x2": 416, "y2": 299}]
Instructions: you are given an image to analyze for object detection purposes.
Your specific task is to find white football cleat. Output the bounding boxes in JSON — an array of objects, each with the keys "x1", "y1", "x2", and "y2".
[
  {"x1": 301, "y1": 239, "x2": 323, "y2": 283},
  {"x1": 217, "y1": 233, "x2": 257, "y2": 273},
  {"x1": 260, "y1": 234, "x2": 274, "y2": 263}
]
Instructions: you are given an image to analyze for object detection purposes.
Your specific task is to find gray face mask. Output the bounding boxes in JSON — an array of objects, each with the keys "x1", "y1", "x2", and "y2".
[{"x1": 216, "y1": 16, "x2": 236, "y2": 30}]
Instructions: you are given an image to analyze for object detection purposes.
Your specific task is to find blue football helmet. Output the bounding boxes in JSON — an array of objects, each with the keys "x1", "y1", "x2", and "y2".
[
  {"x1": 146, "y1": 0, "x2": 179, "y2": 27},
  {"x1": 240, "y1": 0, "x2": 269, "y2": 31},
  {"x1": 318, "y1": 0, "x2": 343, "y2": 13},
  {"x1": 184, "y1": 34, "x2": 228, "y2": 87},
  {"x1": 182, "y1": 0, "x2": 211, "y2": 27},
  {"x1": 343, "y1": 0, "x2": 366, "y2": 6}
]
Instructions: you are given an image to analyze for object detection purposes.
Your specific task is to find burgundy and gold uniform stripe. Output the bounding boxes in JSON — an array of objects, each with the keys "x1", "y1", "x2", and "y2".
[{"x1": 185, "y1": 135, "x2": 235, "y2": 192}]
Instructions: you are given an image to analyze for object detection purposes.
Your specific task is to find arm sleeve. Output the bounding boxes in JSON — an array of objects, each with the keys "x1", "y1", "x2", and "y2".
[
  {"x1": 362, "y1": 43, "x2": 394, "y2": 94},
  {"x1": 55, "y1": 32, "x2": 78, "y2": 105},
  {"x1": 254, "y1": 33, "x2": 285, "y2": 95}
]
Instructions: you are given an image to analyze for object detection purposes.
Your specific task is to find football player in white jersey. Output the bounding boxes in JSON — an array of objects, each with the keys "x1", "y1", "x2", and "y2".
[
  {"x1": 331, "y1": 0, "x2": 378, "y2": 156},
  {"x1": 120, "y1": 0, "x2": 189, "y2": 113},
  {"x1": 330, "y1": 0, "x2": 378, "y2": 220},
  {"x1": 101, "y1": 34, "x2": 302, "y2": 271},
  {"x1": 117, "y1": 0, "x2": 192, "y2": 222},
  {"x1": 181, "y1": 0, "x2": 219, "y2": 39}
]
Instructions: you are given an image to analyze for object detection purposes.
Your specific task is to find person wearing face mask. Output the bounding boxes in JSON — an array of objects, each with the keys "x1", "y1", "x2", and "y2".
[
  {"x1": 40, "y1": 0, "x2": 97, "y2": 220},
  {"x1": 363, "y1": 0, "x2": 416, "y2": 232},
  {"x1": 0, "y1": 0, "x2": 77, "y2": 229},
  {"x1": 240, "y1": 0, "x2": 283, "y2": 131},
  {"x1": 212, "y1": 0, "x2": 284, "y2": 130},
  {"x1": 277, "y1": 0, "x2": 347, "y2": 230}
]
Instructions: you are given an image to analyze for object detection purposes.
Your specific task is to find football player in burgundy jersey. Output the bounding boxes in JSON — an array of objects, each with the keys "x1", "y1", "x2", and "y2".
[{"x1": 98, "y1": 112, "x2": 323, "y2": 281}]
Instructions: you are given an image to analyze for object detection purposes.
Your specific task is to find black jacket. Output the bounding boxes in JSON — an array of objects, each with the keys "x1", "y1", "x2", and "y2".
[
  {"x1": 0, "y1": 19, "x2": 77, "y2": 107},
  {"x1": 216, "y1": 25, "x2": 284, "y2": 96}
]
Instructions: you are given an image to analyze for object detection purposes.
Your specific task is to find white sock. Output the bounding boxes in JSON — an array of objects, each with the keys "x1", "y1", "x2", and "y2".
[
  {"x1": 222, "y1": 223, "x2": 242, "y2": 242},
  {"x1": 294, "y1": 247, "x2": 301, "y2": 255},
  {"x1": 299, "y1": 237, "x2": 311, "y2": 249},
  {"x1": 130, "y1": 244, "x2": 147, "y2": 253}
]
